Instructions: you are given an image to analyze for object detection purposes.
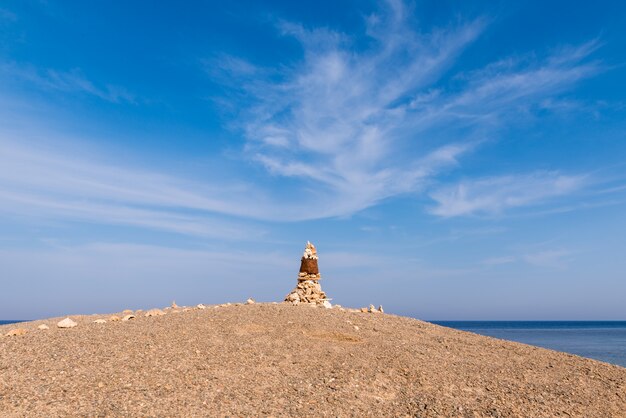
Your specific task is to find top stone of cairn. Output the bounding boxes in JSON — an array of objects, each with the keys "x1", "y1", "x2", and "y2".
[{"x1": 299, "y1": 241, "x2": 320, "y2": 278}]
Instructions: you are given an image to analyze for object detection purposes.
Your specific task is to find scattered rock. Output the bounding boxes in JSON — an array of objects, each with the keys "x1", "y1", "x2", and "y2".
[
  {"x1": 57, "y1": 318, "x2": 77, "y2": 328},
  {"x1": 122, "y1": 315, "x2": 135, "y2": 321},
  {"x1": 109, "y1": 316, "x2": 121, "y2": 322},
  {"x1": 368, "y1": 304, "x2": 376, "y2": 313},
  {"x1": 6, "y1": 328, "x2": 27, "y2": 336},
  {"x1": 354, "y1": 325, "x2": 360, "y2": 331},
  {"x1": 322, "y1": 300, "x2": 332, "y2": 309},
  {"x1": 360, "y1": 307, "x2": 368, "y2": 313},
  {"x1": 38, "y1": 324, "x2": 49, "y2": 330},
  {"x1": 171, "y1": 301, "x2": 179, "y2": 309},
  {"x1": 145, "y1": 309, "x2": 166, "y2": 317},
  {"x1": 378, "y1": 305, "x2": 384, "y2": 313},
  {"x1": 246, "y1": 298, "x2": 255, "y2": 305},
  {"x1": 122, "y1": 309, "x2": 133, "y2": 315},
  {"x1": 196, "y1": 304, "x2": 206, "y2": 310},
  {"x1": 182, "y1": 308, "x2": 192, "y2": 312},
  {"x1": 93, "y1": 319, "x2": 107, "y2": 324}
]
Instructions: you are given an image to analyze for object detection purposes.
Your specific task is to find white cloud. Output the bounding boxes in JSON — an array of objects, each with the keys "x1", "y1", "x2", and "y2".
[
  {"x1": 481, "y1": 256, "x2": 517, "y2": 266},
  {"x1": 0, "y1": 1, "x2": 607, "y2": 236},
  {"x1": 0, "y1": 63, "x2": 135, "y2": 103},
  {"x1": 429, "y1": 171, "x2": 588, "y2": 217},
  {"x1": 212, "y1": 4, "x2": 601, "y2": 219},
  {"x1": 522, "y1": 249, "x2": 573, "y2": 268}
]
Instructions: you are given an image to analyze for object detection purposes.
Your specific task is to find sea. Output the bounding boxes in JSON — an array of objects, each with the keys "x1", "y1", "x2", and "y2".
[
  {"x1": 432, "y1": 321, "x2": 626, "y2": 368},
  {"x1": 3, "y1": 319, "x2": 625, "y2": 368}
]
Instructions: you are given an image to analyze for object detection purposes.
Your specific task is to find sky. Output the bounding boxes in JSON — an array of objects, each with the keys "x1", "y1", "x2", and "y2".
[{"x1": 1, "y1": 0, "x2": 626, "y2": 320}]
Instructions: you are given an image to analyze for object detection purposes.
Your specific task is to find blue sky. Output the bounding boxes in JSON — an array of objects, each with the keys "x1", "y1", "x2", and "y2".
[{"x1": 1, "y1": 0, "x2": 626, "y2": 320}]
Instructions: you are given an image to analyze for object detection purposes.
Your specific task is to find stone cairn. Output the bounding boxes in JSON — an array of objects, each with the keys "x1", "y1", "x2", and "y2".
[{"x1": 285, "y1": 241, "x2": 330, "y2": 307}]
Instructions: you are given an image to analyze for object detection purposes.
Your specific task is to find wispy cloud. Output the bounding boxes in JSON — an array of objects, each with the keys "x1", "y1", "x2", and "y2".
[
  {"x1": 429, "y1": 171, "x2": 588, "y2": 217},
  {"x1": 481, "y1": 249, "x2": 573, "y2": 269},
  {"x1": 522, "y1": 249, "x2": 573, "y2": 268},
  {"x1": 0, "y1": 63, "x2": 135, "y2": 103},
  {"x1": 0, "y1": 141, "x2": 268, "y2": 239},
  {"x1": 0, "y1": 1, "x2": 608, "y2": 237},
  {"x1": 210, "y1": 3, "x2": 602, "y2": 218}
]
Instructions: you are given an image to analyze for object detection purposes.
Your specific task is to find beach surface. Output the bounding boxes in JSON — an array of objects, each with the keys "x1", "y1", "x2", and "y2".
[{"x1": 1, "y1": 303, "x2": 625, "y2": 417}]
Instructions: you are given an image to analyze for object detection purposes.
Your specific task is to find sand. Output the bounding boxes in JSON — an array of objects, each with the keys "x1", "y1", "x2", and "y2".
[{"x1": 1, "y1": 303, "x2": 625, "y2": 417}]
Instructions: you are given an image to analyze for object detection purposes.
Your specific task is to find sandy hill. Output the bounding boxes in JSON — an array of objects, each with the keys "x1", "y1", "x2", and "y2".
[{"x1": 1, "y1": 303, "x2": 625, "y2": 417}]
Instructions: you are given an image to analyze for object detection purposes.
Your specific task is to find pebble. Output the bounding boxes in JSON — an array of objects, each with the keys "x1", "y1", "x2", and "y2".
[
  {"x1": 322, "y1": 300, "x2": 332, "y2": 309},
  {"x1": 109, "y1": 316, "x2": 121, "y2": 322},
  {"x1": 360, "y1": 307, "x2": 368, "y2": 313},
  {"x1": 196, "y1": 304, "x2": 206, "y2": 310},
  {"x1": 145, "y1": 309, "x2": 166, "y2": 317},
  {"x1": 122, "y1": 314, "x2": 135, "y2": 321},
  {"x1": 93, "y1": 319, "x2": 107, "y2": 324},
  {"x1": 378, "y1": 305, "x2": 384, "y2": 313},
  {"x1": 122, "y1": 309, "x2": 133, "y2": 315},
  {"x1": 38, "y1": 324, "x2": 50, "y2": 330},
  {"x1": 246, "y1": 298, "x2": 255, "y2": 305},
  {"x1": 57, "y1": 318, "x2": 78, "y2": 328},
  {"x1": 5, "y1": 328, "x2": 27, "y2": 336}
]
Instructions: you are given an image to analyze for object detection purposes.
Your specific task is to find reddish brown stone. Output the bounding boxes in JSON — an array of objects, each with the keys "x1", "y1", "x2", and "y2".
[{"x1": 299, "y1": 257, "x2": 319, "y2": 275}]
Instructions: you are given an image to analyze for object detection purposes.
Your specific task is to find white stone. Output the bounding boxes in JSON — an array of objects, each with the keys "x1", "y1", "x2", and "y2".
[
  {"x1": 378, "y1": 305, "x2": 384, "y2": 313},
  {"x1": 93, "y1": 319, "x2": 107, "y2": 324},
  {"x1": 38, "y1": 324, "x2": 49, "y2": 330},
  {"x1": 145, "y1": 309, "x2": 165, "y2": 317},
  {"x1": 322, "y1": 300, "x2": 332, "y2": 309},
  {"x1": 57, "y1": 318, "x2": 77, "y2": 328},
  {"x1": 196, "y1": 304, "x2": 206, "y2": 310},
  {"x1": 246, "y1": 298, "x2": 255, "y2": 305},
  {"x1": 122, "y1": 314, "x2": 135, "y2": 321}
]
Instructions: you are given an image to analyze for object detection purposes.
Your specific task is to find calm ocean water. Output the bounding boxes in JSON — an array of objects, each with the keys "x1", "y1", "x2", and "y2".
[{"x1": 433, "y1": 321, "x2": 626, "y2": 368}]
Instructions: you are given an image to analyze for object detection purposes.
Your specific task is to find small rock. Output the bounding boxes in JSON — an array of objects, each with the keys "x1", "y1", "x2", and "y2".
[
  {"x1": 38, "y1": 324, "x2": 50, "y2": 330},
  {"x1": 360, "y1": 307, "x2": 368, "y2": 313},
  {"x1": 378, "y1": 305, "x2": 384, "y2": 313},
  {"x1": 182, "y1": 308, "x2": 191, "y2": 312},
  {"x1": 368, "y1": 304, "x2": 376, "y2": 313},
  {"x1": 171, "y1": 301, "x2": 179, "y2": 309},
  {"x1": 122, "y1": 314, "x2": 135, "y2": 321},
  {"x1": 246, "y1": 298, "x2": 255, "y2": 305},
  {"x1": 122, "y1": 309, "x2": 133, "y2": 315},
  {"x1": 6, "y1": 328, "x2": 27, "y2": 336},
  {"x1": 93, "y1": 319, "x2": 107, "y2": 324},
  {"x1": 145, "y1": 308, "x2": 165, "y2": 317},
  {"x1": 109, "y1": 316, "x2": 121, "y2": 322},
  {"x1": 196, "y1": 304, "x2": 206, "y2": 310},
  {"x1": 322, "y1": 300, "x2": 332, "y2": 309},
  {"x1": 98, "y1": 382, "x2": 105, "y2": 388},
  {"x1": 57, "y1": 318, "x2": 77, "y2": 328},
  {"x1": 353, "y1": 326, "x2": 359, "y2": 331}
]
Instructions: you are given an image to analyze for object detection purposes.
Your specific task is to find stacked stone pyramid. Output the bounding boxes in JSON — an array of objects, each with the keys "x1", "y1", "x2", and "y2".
[{"x1": 284, "y1": 241, "x2": 330, "y2": 306}]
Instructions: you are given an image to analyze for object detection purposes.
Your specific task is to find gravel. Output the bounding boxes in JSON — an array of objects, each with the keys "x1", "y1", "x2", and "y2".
[{"x1": 1, "y1": 303, "x2": 625, "y2": 417}]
